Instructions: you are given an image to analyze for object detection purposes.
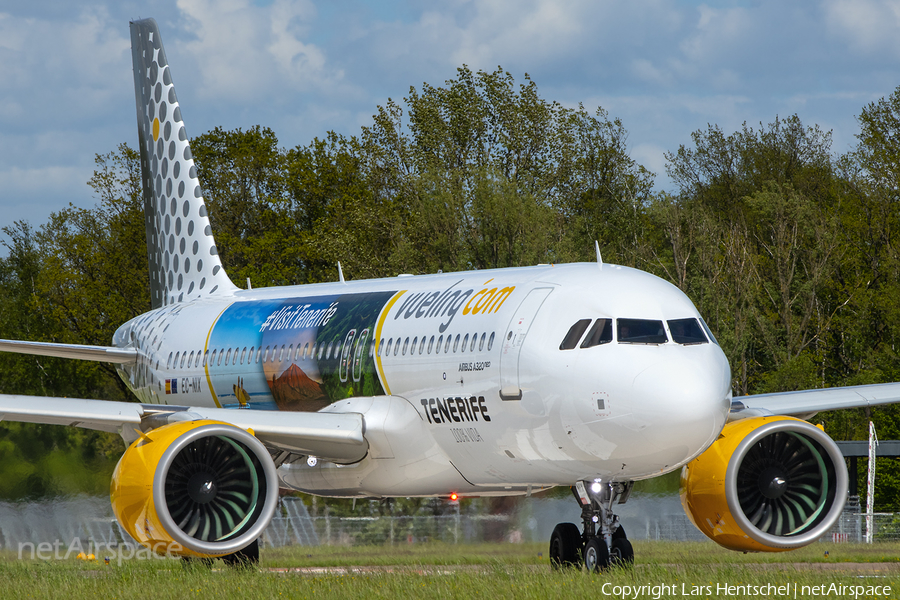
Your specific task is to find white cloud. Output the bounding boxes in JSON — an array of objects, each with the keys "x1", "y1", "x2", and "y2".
[
  {"x1": 825, "y1": 0, "x2": 900, "y2": 57},
  {"x1": 0, "y1": 8, "x2": 129, "y2": 132},
  {"x1": 0, "y1": 165, "x2": 94, "y2": 222},
  {"x1": 175, "y1": 0, "x2": 344, "y2": 102}
]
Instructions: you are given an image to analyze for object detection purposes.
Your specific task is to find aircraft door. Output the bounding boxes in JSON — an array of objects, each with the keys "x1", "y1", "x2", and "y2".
[{"x1": 498, "y1": 287, "x2": 553, "y2": 400}]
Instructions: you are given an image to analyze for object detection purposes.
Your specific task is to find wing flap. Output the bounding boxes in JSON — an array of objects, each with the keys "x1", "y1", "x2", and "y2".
[
  {"x1": 0, "y1": 395, "x2": 367, "y2": 463},
  {"x1": 181, "y1": 406, "x2": 367, "y2": 463},
  {"x1": 0, "y1": 396, "x2": 143, "y2": 433},
  {"x1": 731, "y1": 381, "x2": 900, "y2": 420},
  {"x1": 0, "y1": 339, "x2": 137, "y2": 364}
]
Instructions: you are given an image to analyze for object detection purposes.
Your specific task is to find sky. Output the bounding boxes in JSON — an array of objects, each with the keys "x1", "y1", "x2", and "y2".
[{"x1": 2, "y1": 0, "x2": 900, "y2": 249}]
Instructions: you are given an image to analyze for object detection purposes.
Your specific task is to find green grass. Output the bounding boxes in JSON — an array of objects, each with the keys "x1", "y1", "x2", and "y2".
[{"x1": 3, "y1": 541, "x2": 900, "y2": 599}]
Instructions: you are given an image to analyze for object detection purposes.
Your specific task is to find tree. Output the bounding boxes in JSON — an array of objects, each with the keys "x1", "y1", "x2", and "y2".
[{"x1": 661, "y1": 116, "x2": 843, "y2": 394}]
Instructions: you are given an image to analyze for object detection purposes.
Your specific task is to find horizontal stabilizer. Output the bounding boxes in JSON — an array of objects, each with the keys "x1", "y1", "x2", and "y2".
[
  {"x1": 0, "y1": 339, "x2": 137, "y2": 364},
  {"x1": 0, "y1": 395, "x2": 367, "y2": 464}
]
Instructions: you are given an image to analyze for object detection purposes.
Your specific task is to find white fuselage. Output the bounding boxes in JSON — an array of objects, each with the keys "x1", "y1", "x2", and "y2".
[{"x1": 113, "y1": 263, "x2": 732, "y2": 497}]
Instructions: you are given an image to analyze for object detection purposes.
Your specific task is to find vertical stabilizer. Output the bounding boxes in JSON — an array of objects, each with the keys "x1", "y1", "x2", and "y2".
[{"x1": 130, "y1": 19, "x2": 237, "y2": 308}]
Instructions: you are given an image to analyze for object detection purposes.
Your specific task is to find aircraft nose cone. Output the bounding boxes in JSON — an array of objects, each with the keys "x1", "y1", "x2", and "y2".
[{"x1": 632, "y1": 349, "x2": 731, "y2": 463}]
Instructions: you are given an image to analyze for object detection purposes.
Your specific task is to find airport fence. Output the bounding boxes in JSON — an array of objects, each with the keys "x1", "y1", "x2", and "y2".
[{"x1": 0, "y1": 496, "x2": 898, "y2": 551}]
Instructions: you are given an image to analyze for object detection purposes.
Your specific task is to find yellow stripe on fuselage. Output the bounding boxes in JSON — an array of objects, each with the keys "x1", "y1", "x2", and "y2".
[
  {"x1": 203, "y1": 304, "x2": 232, "y2": 409},
  {"x1": 374, "y1": 290, "x2": 406, "y2": 396}
]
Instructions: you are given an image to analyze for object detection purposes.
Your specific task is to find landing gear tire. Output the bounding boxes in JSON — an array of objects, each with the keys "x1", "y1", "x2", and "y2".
[
  {"x1": 612, "y1": 525, "x2": 627, "y2": 541},
  {"x1": 583, "y1": 537, "x2": 610, "y2": 573},
  {"x1": 610, "y1": 537, "x2": 634, "y2": 568},
  {"x1": 549, "y1": 523, "x2": 582, "y2": 570},
  {"x1": 221, "y1": 539, "x2": 260, "y2": 568}
]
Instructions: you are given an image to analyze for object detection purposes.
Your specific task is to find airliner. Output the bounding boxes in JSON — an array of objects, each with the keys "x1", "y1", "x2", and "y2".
[{"x1": 1, "y1": 18, "x2": 899, "y2": 570}]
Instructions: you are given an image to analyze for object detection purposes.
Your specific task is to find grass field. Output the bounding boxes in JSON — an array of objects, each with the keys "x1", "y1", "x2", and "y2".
[{"x1": 4, "y1": 541, "x2": 900, "y2": 599}]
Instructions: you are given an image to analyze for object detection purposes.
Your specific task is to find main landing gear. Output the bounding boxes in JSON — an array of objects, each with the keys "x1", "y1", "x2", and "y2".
[{"x1": 549, "y1": 480, "x2": 635, "y2": 572}]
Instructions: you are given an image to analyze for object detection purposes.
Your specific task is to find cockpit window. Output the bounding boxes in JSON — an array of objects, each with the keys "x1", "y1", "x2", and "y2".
[
  {"x1": 667, "y1": 318, "x2": 708, "y2": 345},
  {"x1": 560, "y1": 319, "x2": 592, "y2": 350},
  {"x1": 581, "y1": 319, "x2": 613, "y2": 348},
  {"x1": 617, "y1": 319, "x2": 667, "y2": 344},
  {"x1": 700, "y1": 318, "x2": 719, "y2": 346}
]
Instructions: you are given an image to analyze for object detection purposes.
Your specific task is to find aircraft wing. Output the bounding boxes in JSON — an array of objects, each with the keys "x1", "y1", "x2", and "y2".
[
  {"x1": 0, "y1": 395, "x2": 367, "y2": 463},
  {"x1": 730, "y1": 381, "x2": 900, "y2": 421},
  {"x1": 0, "y1": 339, "x2": 137, "y2": 364}
]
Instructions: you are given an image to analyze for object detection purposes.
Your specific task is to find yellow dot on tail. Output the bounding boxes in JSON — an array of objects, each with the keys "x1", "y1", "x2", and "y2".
[{"x1": 153, "y1": 118, "x2": 160, "y2": 141}]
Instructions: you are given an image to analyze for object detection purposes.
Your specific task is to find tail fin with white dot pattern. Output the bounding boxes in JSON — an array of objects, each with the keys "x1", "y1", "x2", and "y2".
[{"x1": 130, "y1": 18, "x2": 238, "y2": 309}]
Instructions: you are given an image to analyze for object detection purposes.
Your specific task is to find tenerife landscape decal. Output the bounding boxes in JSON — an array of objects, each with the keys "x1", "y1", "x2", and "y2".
[{"x1": 207, "y1": 291, "x2": 397, "y2": 410}]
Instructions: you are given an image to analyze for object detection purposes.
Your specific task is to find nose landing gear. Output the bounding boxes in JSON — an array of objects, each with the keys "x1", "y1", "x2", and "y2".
[{"x1": 549, "y1": 480, "x2": 634, "y2": 572}]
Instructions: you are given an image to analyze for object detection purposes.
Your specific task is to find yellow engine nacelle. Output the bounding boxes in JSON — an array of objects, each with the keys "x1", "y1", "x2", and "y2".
[
  {"x1": 111, "y1": 420, "x2": 278, "y2": 558},
  {"x1": 680, "y1": 416, "x2": 848, "y2": 552}
]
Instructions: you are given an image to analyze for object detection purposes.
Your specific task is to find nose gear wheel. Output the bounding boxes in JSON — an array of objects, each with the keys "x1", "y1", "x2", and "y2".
[{"x1": 548, "y1": 480, "x2": 634, "y2": 573}]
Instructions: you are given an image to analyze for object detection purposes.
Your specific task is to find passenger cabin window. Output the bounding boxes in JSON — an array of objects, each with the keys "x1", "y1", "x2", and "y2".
[
  {"x1": 581, "y1": 319, "x2": 613, "y2": 348},
  {"x1": 488, "y1": 332, "x2": 495, "y2": 351},
  {"x1": 618, "y1": 319, "x2": 667, "y2": 344},
  {"x1": 668, "y1": 318, "x2": 708, "y2": 345},
  {"x1": 560, "y1": 319, "x2": 591, "y2": 350}
]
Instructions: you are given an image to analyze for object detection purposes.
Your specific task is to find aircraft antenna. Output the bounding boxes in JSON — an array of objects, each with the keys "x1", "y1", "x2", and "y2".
[
  {"x1": 594, "y1": 241, "x2": 603, "y2": 266},
  {"x1": 338, "y1": 262, "x2": 346, "y2": 283},
  {"x1": 246, "y1": 278, "x2": 252, "y2": 290}
]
